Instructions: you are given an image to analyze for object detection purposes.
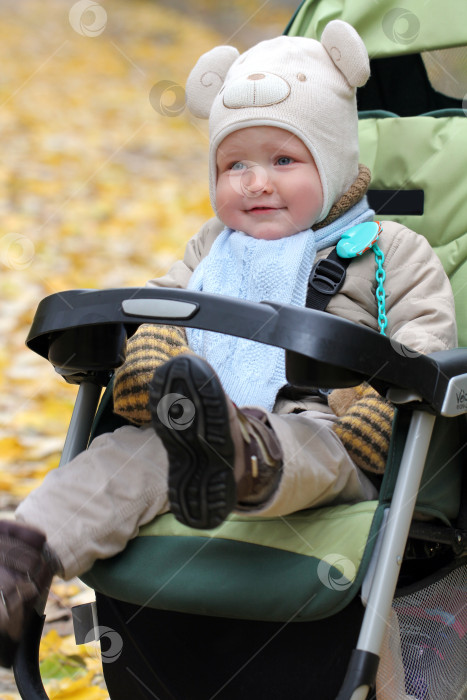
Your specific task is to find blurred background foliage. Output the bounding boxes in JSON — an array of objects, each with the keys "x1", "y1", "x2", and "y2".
[{"x1": 0, "y1": 0, "x2": 296, "y2": 696}]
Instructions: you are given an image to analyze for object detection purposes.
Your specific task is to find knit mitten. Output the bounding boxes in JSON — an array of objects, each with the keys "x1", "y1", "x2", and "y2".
[
  {"x1": 113, "y1": 324, "x2": 192, "y2": 425},
  {"x1": 328, "y1": 383, "x2": 395, "y2": 475}
]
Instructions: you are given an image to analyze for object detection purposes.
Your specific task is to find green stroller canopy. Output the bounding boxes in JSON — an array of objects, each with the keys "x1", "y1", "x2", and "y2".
[{"x1": 287, "y1": 0, "x2": 467, "y2": 58}]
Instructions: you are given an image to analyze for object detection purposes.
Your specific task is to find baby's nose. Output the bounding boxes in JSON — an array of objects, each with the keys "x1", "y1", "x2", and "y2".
[{"x1": 243, "y1": 164, "x2": 271, "y2": 194}]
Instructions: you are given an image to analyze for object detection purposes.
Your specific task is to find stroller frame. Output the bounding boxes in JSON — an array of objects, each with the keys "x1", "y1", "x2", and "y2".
[{"x1": 11, "y1": 286, "x2": 467, "y2": 700}]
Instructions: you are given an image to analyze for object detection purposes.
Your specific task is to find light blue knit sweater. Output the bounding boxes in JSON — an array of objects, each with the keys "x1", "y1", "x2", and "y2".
[{"x1": 187, "y1": 200, "x2": 374, "y2": 410}]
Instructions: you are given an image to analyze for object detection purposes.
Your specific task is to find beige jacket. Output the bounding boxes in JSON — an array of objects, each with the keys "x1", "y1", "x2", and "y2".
[{"x1": 148, "y1": 217, "x2": 457, "y2": 412}]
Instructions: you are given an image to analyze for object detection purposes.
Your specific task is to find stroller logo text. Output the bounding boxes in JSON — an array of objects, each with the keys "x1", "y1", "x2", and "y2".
[
  {"x1": 456, "y1": 388, "x2": 467, "y2": 410},
  {"x1": 441, "y1": 375, "x2": 467, "y2": 416}
]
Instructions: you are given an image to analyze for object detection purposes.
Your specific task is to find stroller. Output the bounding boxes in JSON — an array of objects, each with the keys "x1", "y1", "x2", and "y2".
[{"x1": 8, "y1": 1, "x2": 467, "y2": 698}]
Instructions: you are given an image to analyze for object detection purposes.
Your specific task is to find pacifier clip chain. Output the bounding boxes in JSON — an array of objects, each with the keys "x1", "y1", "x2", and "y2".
[{"x1": 372, "y1": 234, "x2": 387, "y2": 335}]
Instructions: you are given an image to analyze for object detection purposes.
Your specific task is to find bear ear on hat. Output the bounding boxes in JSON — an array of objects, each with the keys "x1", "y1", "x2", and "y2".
[
  {"x1": 321, "y1": 19, "x2": 370, "y2": 88},
  {"x1": 185, "y1": 45, "x2": 239, "y2": 118}
]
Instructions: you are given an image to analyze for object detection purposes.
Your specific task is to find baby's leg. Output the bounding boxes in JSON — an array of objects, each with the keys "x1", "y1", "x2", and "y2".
[
  {"x1": 237, "y1": 406, "x2": 378, "y2": 517},
  {"x1": 15, "y1": 424, "x2": 170, "y2": 579},
  {"x1": 151, "y1": 355, "x2": 378, "y2": 528}
]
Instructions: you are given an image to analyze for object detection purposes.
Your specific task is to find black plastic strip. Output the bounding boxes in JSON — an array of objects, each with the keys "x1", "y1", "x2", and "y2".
[
  {"x1": 13, "y1": 612, "x2": 49, "y2": 699},
  {"x1": 367, "y1": 189, "x2": 424, "y2": 216},
  {"x1": 336, "y1": 648, "x2": 380, "y2": 700}
]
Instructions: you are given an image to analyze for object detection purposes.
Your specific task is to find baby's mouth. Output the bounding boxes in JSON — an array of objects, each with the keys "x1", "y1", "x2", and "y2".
[{"x1": 248, "y1": 206, "x2": 283, "y2": 213}]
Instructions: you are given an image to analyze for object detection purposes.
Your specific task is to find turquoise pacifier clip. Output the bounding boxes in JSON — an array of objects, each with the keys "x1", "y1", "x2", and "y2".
[{"x1": 336, "y1": 221, "x2": 387, "y2": 335}]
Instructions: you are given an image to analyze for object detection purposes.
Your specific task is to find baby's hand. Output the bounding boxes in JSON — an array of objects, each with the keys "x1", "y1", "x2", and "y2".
[
  {"x1": 113, "y1": 324, "x2": 192, "y2": 425},
  {"x1": 329, "y1": 383, "x2": 394, "y2": 475}
]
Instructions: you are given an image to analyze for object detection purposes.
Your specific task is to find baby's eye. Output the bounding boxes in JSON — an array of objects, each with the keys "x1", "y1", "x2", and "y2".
[
  {"x1": 276, "y1": 156, "x2": 294, "y2": 166},
  {"x1": 230, "y1": 161, "x2": 247, "y2": 171}
]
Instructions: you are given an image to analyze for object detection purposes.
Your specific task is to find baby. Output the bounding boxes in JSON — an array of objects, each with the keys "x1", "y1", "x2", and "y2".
[{"x1": 0, "y1": 21, "x2": 457, "y2": 662}]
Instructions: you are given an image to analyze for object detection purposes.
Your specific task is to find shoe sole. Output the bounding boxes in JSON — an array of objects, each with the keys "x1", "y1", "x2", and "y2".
[{"x1": 149, "y1": 355, "x2": 237, "y2": 529}]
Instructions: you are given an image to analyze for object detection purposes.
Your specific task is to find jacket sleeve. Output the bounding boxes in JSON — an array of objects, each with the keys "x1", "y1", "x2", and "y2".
[
  {"x1": 382, "y1": 224, "x2": 458, "y2": 353},
  {"x1": 146, "y1": 217, "x2": 224, "y2": 290}
]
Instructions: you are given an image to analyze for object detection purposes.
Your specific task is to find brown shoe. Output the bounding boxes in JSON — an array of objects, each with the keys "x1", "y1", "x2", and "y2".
[
  {"x1": 149, "y1": 354, "x2": 283, "y2": 529},
  {"x1": 0, "y1": 521, "x2": 60, "y2": 667}
]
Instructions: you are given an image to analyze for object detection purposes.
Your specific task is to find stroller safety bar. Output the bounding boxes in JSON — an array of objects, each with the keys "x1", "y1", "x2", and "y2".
[{"x1": 26, "y1": 288, "x2": 467, "y2": 415}]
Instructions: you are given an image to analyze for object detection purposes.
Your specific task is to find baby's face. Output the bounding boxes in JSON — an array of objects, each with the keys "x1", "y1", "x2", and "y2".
[{"x1": 216, "y1": 126, "x2": 323, "y2": 240}]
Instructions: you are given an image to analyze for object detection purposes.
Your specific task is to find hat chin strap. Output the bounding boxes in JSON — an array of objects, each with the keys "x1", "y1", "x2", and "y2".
[{"x1": 314, "y1": 164, "x2": 371, "y2": 231}]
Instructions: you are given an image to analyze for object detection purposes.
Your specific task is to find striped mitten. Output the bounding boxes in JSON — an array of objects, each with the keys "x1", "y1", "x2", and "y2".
[
  {"x1": 113, "y1": 324, "x2": 192, "y2": 425},
  {"x1": 328, "y1": 383, "x2": 395, "y2": 475}
]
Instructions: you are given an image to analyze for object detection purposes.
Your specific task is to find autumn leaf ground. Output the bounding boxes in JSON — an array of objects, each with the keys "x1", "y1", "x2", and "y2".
[{"x1": 0, "y1": 0, "x2": 294, "y2": 697}]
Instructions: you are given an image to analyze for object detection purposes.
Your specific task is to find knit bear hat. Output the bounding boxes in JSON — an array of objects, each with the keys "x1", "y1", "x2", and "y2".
[{"x1": 185, "y1": 21, "x2": 370, "y2": 223}]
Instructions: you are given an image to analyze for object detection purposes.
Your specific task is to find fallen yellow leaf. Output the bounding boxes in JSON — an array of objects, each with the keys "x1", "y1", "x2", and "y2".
[
  {"x1": 0, "y1": 470, "x2": 16, "y2": 491},
  {"x1": 39, "y1": 630, "x2": 64, "y2": 662},
  {"x1": 51, "y1": 583, "x2": 82, "y2": 600},
  {"x1": 0, "y1": 437, "x2": 25, "y2": 463},
  {"x1": 45, "y1": 671, "x2": 108, "y2": 699}
]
